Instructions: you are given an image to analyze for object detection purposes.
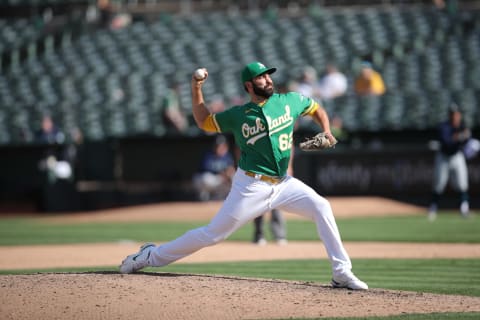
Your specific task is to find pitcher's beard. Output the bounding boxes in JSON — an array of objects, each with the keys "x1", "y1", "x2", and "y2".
[{"x1": 252, "y1": 83, "x2": 274, "y2": 98}]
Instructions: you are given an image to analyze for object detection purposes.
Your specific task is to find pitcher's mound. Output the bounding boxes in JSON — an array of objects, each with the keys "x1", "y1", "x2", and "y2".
[{"x1": 1, "y1": 273, "x2": 479, "y2": 320}]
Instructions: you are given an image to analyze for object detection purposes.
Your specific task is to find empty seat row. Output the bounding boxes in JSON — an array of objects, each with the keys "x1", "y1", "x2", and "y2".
[{"x1": 0, "y1": 7, "x2": 479, "y2": 145}]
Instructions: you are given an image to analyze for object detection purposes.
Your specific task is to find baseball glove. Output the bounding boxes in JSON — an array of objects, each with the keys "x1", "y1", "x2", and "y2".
[{"x1": 299, "y1": 132, "x2": 337, "y2": 151}]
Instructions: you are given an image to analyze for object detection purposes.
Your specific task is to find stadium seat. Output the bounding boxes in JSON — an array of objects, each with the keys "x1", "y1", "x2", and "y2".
[
  {"x1": 426, "y1": 90, "x2": 452, "y2": 127},
  {"x1": 358, "y1": 95, "x2": 382, "y2": 131},
  {"x1": 404, "y1": 93, "x2": 430, "y2": 130},
  {"x1": 0, "y1": 109, "x2": 11, "y2": 145},
  {"x1": 0, "y1": 6, "x2": 478, "y2": 142},
  {"x1": 379, "y1": 93, "x2": 405, "y2": 130}
]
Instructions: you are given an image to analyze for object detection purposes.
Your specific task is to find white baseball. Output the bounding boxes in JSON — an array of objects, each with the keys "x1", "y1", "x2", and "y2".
[{"x1": 194, "y1": 68, "x2": 206, "y2": 80}]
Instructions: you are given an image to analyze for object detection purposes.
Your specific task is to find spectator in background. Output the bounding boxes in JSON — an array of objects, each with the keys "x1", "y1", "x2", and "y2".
[
  {"x1": 35, "y1": 115, "x2": 75, "y2": 212},
  {"x1": 354, "y1": 62, "x2": 386, "y2": 96},
  {"x1": 433, "y1": 0, "x2": 458, "y2": 15},
  {"x1": 97, "y1": 0, "x2": 132, "y2": 30},
  {"x1": 35, "y1": 115, "x2": 65, "y2": 144},
  {"x1": 35, "y1": 115, "x2": 68, "y2": 178},
  {"x1": 428, "y1": 104, "x2": 471, "y2": 220},
  {"x1": 317, "y1": 64, "x2": 348, "y2": 100},
  {"x1": 193, "y1": 135, "x2": 235, "y2": 201}
]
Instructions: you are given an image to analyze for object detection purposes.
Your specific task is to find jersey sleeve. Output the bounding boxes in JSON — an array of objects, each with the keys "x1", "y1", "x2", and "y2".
[
  {"x1": 301, "y1": 100, "x2": 319, "y2": 116},
  {"x1": 202, "y1": 115, "x2": 221, "y2": 133},
  {"x1": 286, "y1": 92, "x2": 319, "y2": 116},
  {"x1": 203, "y1": 108, "x2": 236, "y2": 133}
]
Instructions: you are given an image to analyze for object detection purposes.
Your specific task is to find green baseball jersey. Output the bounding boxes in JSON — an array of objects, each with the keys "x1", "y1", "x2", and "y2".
[{"x1": 212, "y1": 92, "x2": 316, "y2": 176}]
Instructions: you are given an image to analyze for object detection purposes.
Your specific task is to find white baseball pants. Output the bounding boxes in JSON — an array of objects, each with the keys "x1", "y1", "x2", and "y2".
[
  {"x1": 433, "y1": 151, "x2": 469, "y2": 193},
  {"x1": 149, "y1": 168, "x2": 353, "y2": 276}
]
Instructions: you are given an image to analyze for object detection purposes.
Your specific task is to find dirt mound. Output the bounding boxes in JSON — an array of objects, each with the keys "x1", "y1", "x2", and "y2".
[{"x1": 1, "y1": 273, "x2": 479, "y2": 320}]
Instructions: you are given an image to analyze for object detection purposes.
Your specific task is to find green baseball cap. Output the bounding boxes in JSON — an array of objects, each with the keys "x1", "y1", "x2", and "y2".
[{"x1": 241, "y1": 61, "x2": 276, "y2": 83}]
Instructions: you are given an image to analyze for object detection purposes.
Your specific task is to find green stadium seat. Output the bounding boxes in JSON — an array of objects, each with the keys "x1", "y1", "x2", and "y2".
[
  {"x1": 0, "y1": 7, "x2": 478, "y2": 142},
  {"x1": 379, "y1": 93, "x2": 405, "y2": 130},
  {"x1": 358, "y1": 95, "x2": 382, "y2": 131},
  {"x1": 426, "y1": 90, "x2": 451, "y2": 127}
]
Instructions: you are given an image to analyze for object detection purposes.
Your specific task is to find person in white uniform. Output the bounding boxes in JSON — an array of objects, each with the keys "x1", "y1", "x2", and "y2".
[{"x1": 119, "y1": 61, "x2": 368, "y2": 290}]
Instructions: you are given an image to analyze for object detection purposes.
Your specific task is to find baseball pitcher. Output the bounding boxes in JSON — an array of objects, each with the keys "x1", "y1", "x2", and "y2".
[{"x1": 120, "y1": 62, "x2": 368, "y2": 290}]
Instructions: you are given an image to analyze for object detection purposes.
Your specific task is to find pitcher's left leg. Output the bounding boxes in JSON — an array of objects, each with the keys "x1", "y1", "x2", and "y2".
[
  {"x1": 274, "y1": 177, "x2": 350, "y2": 273},
  {"x1": 273, "y1": 177, "x2": 367, "y2": 289}
]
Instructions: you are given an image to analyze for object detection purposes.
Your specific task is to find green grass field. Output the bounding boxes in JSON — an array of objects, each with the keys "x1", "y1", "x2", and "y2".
[
  {"x1": 0, "y1": 213, "x2": 478, "y2": 245},
  {"x1": 1, "y1": 211, "x2": 479, "y2": 320}
]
